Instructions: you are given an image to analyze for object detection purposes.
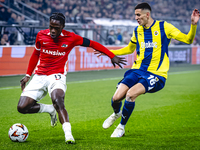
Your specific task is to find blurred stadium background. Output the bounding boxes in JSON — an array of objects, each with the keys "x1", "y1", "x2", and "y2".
[
  {"x1": 0, "y1": 0, "x2": 200, "y2": 76},
  {"x1": 0, "y1": 1, "x2": 200, "y2": 149}
]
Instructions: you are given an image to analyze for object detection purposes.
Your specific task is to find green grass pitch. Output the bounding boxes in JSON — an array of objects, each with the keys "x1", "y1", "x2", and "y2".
[{"x1": 0, "y1": 64, "x2": 200, "y2": 150}]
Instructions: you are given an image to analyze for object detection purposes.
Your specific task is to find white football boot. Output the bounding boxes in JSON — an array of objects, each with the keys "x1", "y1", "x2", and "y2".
[
  {"x1": 50, "y1": 109, "x2": 57, "y2": 127},
  {"x1": 102, "y1": 110, "x2": 122, "y2": 129},
  {"x1": 110, "y1": 124, "x2": 125, "y2": 137}
]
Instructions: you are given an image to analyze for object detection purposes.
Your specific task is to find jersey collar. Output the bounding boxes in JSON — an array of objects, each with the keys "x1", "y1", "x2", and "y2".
[
  {"x1": 60, "y1": 32, "x2": 64, "y2": 36},
  {"x1": 143, "y1": 20, "x2": 156, "y2": 29}
]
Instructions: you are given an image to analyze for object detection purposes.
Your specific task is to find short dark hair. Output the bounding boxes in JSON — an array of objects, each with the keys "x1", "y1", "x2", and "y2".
[
  {"x1": 135, "y1": 2, "x2": 151, "y2": 12},
  {"x1": 50, "y1": 12, "x2": 65, "y2": 26}
]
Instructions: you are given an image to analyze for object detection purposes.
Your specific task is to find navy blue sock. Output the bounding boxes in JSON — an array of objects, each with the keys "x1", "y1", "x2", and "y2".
[
  {"x1": 111, "y1": 98, "x2": 122, "y2": 114},
  {"x1": 120, "y1": 100, "x2": 135, "y2": 125}
]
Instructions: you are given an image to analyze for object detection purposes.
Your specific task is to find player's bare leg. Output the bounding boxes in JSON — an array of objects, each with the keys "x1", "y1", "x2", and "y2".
[
  {"x1": 51, "y1": 89, "x2": 75, "y2": 144},
  {"x1": 111, "y1": 83, "x2": 145, "y2": 137},
  {"x1": 17, "y1": 96, "x2": 57, "y2": 127},
  {"x1": 103, "y1": 83, "x2": 128, "y2": 129}
]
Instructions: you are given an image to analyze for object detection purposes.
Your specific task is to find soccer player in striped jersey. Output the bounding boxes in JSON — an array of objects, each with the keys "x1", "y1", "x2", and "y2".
[
  {"x1": 17, "y1": 12, "x2": 126, "y2": 144},
  {"x1": 100, "y1": 2, "x2": 200, "y2": 137}
]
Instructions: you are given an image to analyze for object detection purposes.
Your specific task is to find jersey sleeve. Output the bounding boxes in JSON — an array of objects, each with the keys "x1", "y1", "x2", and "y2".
[
  {"x1": 35, "y1": 31, "x2": 41, "y2": 50},
  {"x1": 164, "y1": 22, "x2": 197, "y2": 44},
  {"x1": 164, "y1": 22, "x2": 181, "y2": 39},
  {"x1": 26, "y1": 32, "x2": 41, "y2": 76},
  {"x1": 26, "y1": 49, "x2": 40, "y2": 76},
  {"x1": 130, "y1": 30, "x2": 137, "y2": 44},
  {"x1": 89, "y1": 40, "x2": 115, "y2": 58},
  {"x1": 110, "y1": 41, "x2": 136, "y2": 55},
  {"x1": 175, "y1": 24, "x2": 197, "y2": 44}
]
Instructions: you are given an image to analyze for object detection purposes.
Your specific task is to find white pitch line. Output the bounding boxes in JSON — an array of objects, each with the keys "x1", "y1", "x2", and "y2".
[
  {"x1": 67, "y1": 77, "x2": 121, "y2": 84},
  {"x1": 168, "y1": 70, "x2": 200, "y2": 75},
  {"x1": 0, "y1": 70, "x2": 200, "y2": 90},
  {"x1": 0, "y1": 86, "x2": 20, "y2": 90}
]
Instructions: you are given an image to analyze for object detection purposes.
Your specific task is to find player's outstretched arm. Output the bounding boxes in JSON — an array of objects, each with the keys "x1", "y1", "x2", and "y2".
[
  {"x1": 191, "y1": 9, "x2": 200, "y2": 25},
  {"x1": 26, "y1": 49, "x2": 40, "y2": 76},
  {"x1": 94, "y1": 41, "x2": 136, "y2": 57},
  {"x1": 93, "y1": 51, "x2": 126, "y2": 68},
  {"x1": 94, "y1": 50, "x2": 105, "y2": 57},
  {"x1": 173, "y1": 9, "x2": 199, "y2": 44},
  {"x1": 20, "y1": 49, "x2": 40, "y2": 91},
  {"x1": 81, "y1": 38, "x2": 127, "y2": 68}
]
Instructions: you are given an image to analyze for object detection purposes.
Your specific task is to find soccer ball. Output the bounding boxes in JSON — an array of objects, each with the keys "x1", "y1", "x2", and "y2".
[{"x1": 8, "y1": 123, "x2": 29, "y2": 142}]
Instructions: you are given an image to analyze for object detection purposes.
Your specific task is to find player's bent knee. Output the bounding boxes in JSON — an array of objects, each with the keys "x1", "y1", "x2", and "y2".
[
  {"x1": 126, "y1": 93, "x2": 137, "y2": 102},
  {"x1": 17, "y1": 105, "x2": 26, "y2": 114},
  {"x1": 17, "y1": 96, "x2": 36, "y2": 114},
  {"x1": 126, "y1": 96, "x2": 135, "y2": 102},
  {"x1": 112, "y1": 93, "x2": 125, "y2": 102},
  {"x1": 112, "y1": 96, "x2": 122, "y2": 102}
]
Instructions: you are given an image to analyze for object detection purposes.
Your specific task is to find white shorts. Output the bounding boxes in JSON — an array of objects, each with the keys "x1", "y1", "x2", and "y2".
[{"x1": 21, "y1": 74, "x2": 67, "y2": 101}]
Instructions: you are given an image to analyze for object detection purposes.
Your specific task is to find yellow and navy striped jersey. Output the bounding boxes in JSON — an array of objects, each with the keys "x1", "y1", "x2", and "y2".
[{"x1": 111, "y1": 20, "x2": 197, "y2": 79}]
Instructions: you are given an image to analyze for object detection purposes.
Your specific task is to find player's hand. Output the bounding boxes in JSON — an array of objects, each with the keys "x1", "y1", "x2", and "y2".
[
  {"x1": 191, "y1": 9, "x2": 200, "y2": 25},
  {"x1": 20, "y1": 76, "x2": 30, "y2": 91},
  {"x1": 94, "y1": 50, "x2": 105, "y2": 57},
  {"x1": 111, "y1": 56, "x2": 127, "y2": 68}
]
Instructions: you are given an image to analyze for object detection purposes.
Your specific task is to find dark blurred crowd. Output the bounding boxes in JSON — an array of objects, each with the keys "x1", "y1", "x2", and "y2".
[
  {"x1": 0, "y1": 7, "x2": 25, "y2": 25},
  {"x1": 1, "y1": 0, "x2": 200, "y2": 24},
  {"x1": 23, "y1": 0, "x2": 200, "y2": 24},
  {"x1": 0, "y1": 31, "x2": 18, "y2": 46},
  {"x1": 0, "y1": 0, "x2": 200, "y2": 45},
  {"x1": 107, "y1": 28, "x2": 131, "y2": 45}
]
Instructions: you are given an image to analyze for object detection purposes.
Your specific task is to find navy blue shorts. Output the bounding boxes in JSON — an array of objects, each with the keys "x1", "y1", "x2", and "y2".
[{"x1": 118, "y1": 69, "x2": 166, "y2": 93}]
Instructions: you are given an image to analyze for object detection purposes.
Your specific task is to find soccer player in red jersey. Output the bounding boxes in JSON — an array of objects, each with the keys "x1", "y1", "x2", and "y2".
[{"x1": 17, "y1": 12, "x2": 126, "y2": 144}]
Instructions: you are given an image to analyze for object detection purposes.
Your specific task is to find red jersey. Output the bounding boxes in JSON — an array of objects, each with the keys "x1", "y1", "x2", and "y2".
[
  {"x1": 26, "y1": 29, "x2": 115, "y2": 76},
  {"x1": 33, "y1": 29, "x2": 83, "y2": 75},
  {"x1": 30, "y1": 29, "x2": 77, "y2": 75}
]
